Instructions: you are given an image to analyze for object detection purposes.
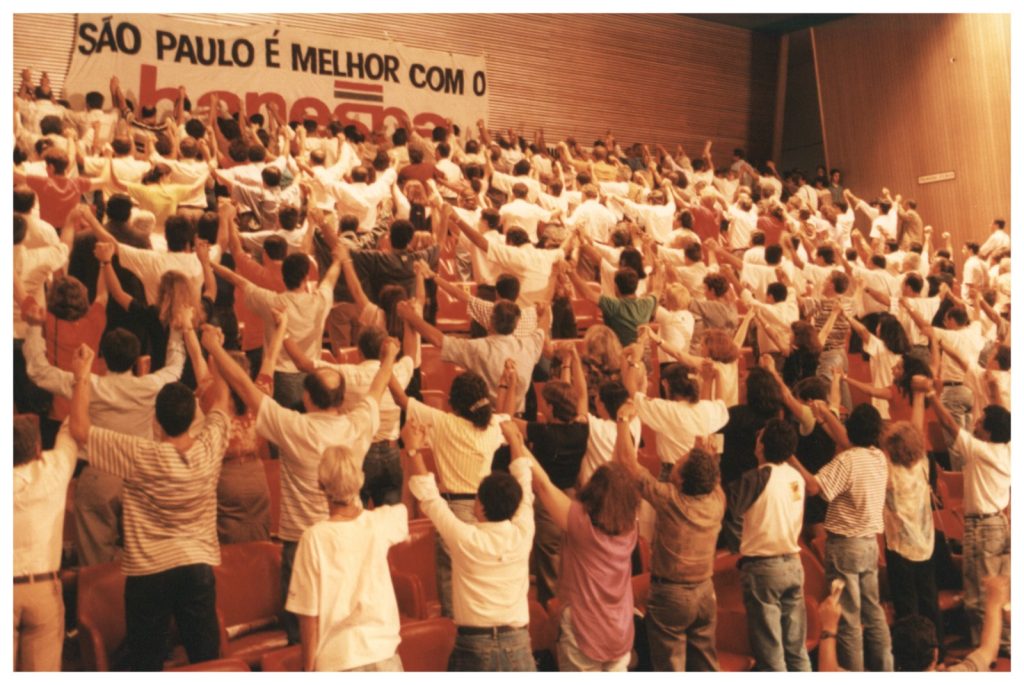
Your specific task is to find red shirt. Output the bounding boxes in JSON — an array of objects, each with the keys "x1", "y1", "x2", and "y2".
[
  {"x1": 26, "y1": 174, "x2": 91, "y2": 228},
  {"x1": 234, "y1": 253, "x2": 286, "y2": 351},
  {"x1": 692, "y1": 205, "x2": 722, "y2": 244},
  {"x1": 757, "y1": 215, "x2": 785, "y2": 246},
  {"x1": 44, "y1": 300, "x2": 107, "y2": 419}
]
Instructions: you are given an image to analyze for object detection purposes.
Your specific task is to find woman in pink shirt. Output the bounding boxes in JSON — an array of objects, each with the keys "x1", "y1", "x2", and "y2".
[{"x1": 529, "y1": 459, "x2": 640, "y2": 671}]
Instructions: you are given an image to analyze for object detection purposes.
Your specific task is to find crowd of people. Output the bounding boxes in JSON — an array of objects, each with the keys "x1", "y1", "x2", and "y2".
[{"x1": 12, "y1": 65, "x2": 1011, "y2": 673}]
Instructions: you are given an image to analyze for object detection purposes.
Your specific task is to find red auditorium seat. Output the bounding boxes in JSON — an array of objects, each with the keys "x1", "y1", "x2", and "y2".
[
  {"x1": 436, "y1": 284, "x2": 472, "y2": 333},
  {"x1": 388, "y1": 518, "x2": 441, "y2": 618},
  {"x1": 420, "y1": 345, "x2": 464, "y2": 392},
  {"x1": 333, "y1": 346, "x2": 361, "y2": 364},
  {"x1": 936, "y1": 467, "x2": 964, "y2": 506},
  {"x1": 214, "y1": 541, "x2": 288, "y2": 668},
  {"x1": 528, "y1": 599, "x2": 555, "y2": 655},
  {"x1": 711, "y1": 552, "x2": 744, "y2": 609},
  {"x1": 421, "y1": 389, "x2": 449, "y2": 412},
  {"x1": 799, "y1": 544, "x2": 828, "y2": 603},
  {"x1": 571, "y1": 297, "x2": 601, "y2": 330},
  {"x1": 632, "y1": 572, "x2": 651, "y2": 616},
  {"x1": 77, "y1": 561, "x2": 128, "y2": 671},
  {"x1": 77, "y1": 561, "x2": 188, "y2": 670},
  {"x1": 398, "y1": 617, "x2": 457, "y2": 671},
  {"x1": 259, "y1": 644, "x2": 301, "y2": 672},
  {"x1": 261, "y1": 459, "x2": 281, "y2": 539},
  {"x1": 391, "y1": 570, "x2": 428, "y2": 621},
  {"x1": 716, "y1": 607, "x2": 756, "y2": 671},
  {"x1": 167, "y1": 657, "x2": 250, "y2": 671}
]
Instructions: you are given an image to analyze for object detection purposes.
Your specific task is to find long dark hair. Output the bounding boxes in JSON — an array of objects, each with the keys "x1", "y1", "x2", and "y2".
[
  {"x1": 876, "y1": 313, "x2": 910, "y2": 355},
  {"x1": 896, "y1": 354, "x2": 932, "y2": 399}
]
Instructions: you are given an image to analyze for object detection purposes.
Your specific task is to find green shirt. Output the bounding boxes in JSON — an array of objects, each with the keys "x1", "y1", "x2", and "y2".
[{"x1": 598, "y1": 294, "x2": 657, "y2": 345}]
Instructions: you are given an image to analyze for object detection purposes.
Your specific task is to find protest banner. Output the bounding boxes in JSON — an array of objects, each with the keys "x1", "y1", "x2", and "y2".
[{"x1": 65, "y1": 14, "x2": 489, "y2": 136}]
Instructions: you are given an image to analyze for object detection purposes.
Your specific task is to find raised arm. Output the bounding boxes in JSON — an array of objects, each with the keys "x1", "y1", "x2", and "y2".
[
  {"x1": 200, "y1": 324, "x2": 266, "y2": 413},
  {"x1": 396, "y1": 301, "x2": 444, "y2": 348},
  {"x1": 612, "y1": 400, "x2": 640, "y2": 476},
  {"x1": 94, "y1": 242, "x2": 133, "y2": 311},
  {"x1": 69, "y1": 344, "x2": 96, "y2": 446},
  {"x1": 259, "y1": 309, "x2": 291, "y2": 379}
]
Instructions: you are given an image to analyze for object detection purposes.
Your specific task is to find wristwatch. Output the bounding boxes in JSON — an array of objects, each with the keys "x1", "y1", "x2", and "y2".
[{"x1": 820, "y1": 630, "x2": 838, "y2": 641}]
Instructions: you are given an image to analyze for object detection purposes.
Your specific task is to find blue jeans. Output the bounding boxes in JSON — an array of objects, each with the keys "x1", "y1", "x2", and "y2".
[
  {"x1": 436, "y1": 498, "x2": 478, "y2": 618},
  {"x1": 817, "y1": 347, "x2": 851, "y2": 412},
  {"x1": 940, "y1": 385, "x2": 974, "y2": 471},
  {"x1": 360, "y1": 442, "x2": 403, "y2": 507},
  {"x1": 740, "y1": 555, "x2": 811, "y2": 671},
  {"x1": 823, "y1": 536, "x2": 893, "y2": 671},
  {"x1": 963, "y1": 515, "x2": 1010, "y2": 650},
  {"x1": 448, "y1": 627, "x2": 535, "y2": 671},
  {"x1": 645, "y1": 578, "x2": 719, "y2": 671}
]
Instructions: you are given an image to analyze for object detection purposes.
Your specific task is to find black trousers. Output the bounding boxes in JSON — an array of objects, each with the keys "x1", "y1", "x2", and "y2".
[
  {"x1": 885, "y1": 548, "x2": 944, "y2": 647},
  {"x1": 124, "y1": 563, "x2": 220, "y2": 671}
]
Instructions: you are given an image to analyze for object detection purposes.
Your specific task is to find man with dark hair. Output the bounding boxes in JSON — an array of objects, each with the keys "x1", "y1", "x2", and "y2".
[
  {"x1": 498, "y1": 183, "x2": 558, "y2": 243},
  {"x1": 800, "y1": 270, "x2": 856, "y2": 410},
  {"x1": 426, "y1": 265, "x2": 539, "y2": 340},
  {"x1": 22, "y1": 302, "x2": 188, "y2": 566},
  {"x1": 614, "y1": 401, "x2": 726, "y2": 671},
  {"x1": 79, "y1": 205, "x2": 204, "y2": 307},
  {"x1": 202, "y1": 325, "x2": 399, "y2": 645},
  {"x1": 14, "y1": 186, "x2": 62, "y2": 250},
  {"x1": 687, "y1": 271, "x2": 739, "y2": 353},
  {"x1": 978, "y1": 217, "x2": 1010, "y2": 261},
  {"x1": 14, "y1": 141, "x2": 101, "y2": 229},
  {"x1": 928, "y1": 383, "x2": 1010, "y2": 654},
  {"x1": 398, "y1": 297, "x2": 546, "y2": 415},
  {"x1": 726, "y1": 419, "x2": 810, "y2": 671},
  {"x1": 348, "y1": 217, "x2": 441, "y2": 307},
  {"x1": 68, "y1": 342, "x2": 231, "y2": 671},
  {"x1": 13, "y1": 414, "x2": 78, "y2": 671},
  {"x1": 576, "y1": 263, "x2": 657, "y2": 346},
  {"x1": 404, "y1": 420, "x2": 536, "y2": 671},
  {"x1": 213, "y1": 241, "x2": 343, "y2": 413},
  {"x1": 902, "y1": 297, "x2": 986, "y2": 470},
  {"x1": 787, "y1": 402, "x2": 892, "y2": 671},
  {"x1": 150, "y1": 136, "x2": 212, "y2": 222}
]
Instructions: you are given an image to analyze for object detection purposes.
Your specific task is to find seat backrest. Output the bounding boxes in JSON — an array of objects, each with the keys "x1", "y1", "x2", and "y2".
[
  {"x1": 214, "y1": 541, "x2": 283, "y2": 635},
  {"x1": 259, "y1": 644, "x2": 302, "y2": 672},
  {"x1": 398, "y1": 617, "x2": 457, "y2": 672},
  {"x1": 528, "y1": 599, "x2": 553, "y2": 653},
  {"x1": 77, "y1": 561, "x2": 127, "y2": 671},
  {"x1": 391, "y1": 570, "x2": 427, "y2": 621},
  {"x1": 711, "y1": 552, "x2": 744, "y2": 609},
  {"x1": 715, "y1": 606, "x2": 752, "y2": 656},
  {"x1": 388, "y1": 518, "x2": 438, "y2": 605},
  {"x1": 631, "y1": 572, "x2": 651, "y2": 614}
]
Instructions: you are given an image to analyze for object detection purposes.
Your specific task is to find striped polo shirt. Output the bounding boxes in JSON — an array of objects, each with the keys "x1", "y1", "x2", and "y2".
[
  {"x1": 86, "y1": 410, "x2": 229, "y2": 576},
  {"x1": 816, "y1": 446, "x2": 888, "y2": 538}
]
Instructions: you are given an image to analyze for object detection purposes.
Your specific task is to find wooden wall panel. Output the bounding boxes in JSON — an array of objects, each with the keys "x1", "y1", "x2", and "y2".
[
  {"x1": 14, "y1": 13, "x2": 778, "y2": 161},
  {"x1": 812, "y1": 14, "x2": 1010, "y2": 254}
]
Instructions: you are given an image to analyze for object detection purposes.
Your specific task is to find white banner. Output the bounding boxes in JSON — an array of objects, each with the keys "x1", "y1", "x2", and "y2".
[{"x1": 65, "y1": 14, "x2": 489, "y2": 137}]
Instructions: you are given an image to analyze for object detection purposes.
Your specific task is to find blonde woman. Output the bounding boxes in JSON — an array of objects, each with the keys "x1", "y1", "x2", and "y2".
[
  {"x1": 286, "y1": 446, "x2": 408, "y2": 672},
  {"x1": 880, "y1": 387, "x2": 941, "y2": 645},
  {"x1": 653, "y1": 283, "x2": 695, "y2": 374}
]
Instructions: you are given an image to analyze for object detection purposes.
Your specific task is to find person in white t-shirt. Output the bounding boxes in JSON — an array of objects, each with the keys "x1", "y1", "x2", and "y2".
[
  {"x1": 926, "y1": 379, "x2": 1010, "y2": 653},
  {"x1": 725, "y1": 419, "x2": 810, "y2": 671},
  {"x1": 286, "y1": 445, "x2": 408, "y2": 672},
  {"x1": 498, "y1": 183, "x2": 558, "y2": 243},
  {"x1": 960, "y1": 242, "x2": 989, "y2": 299},
  {"x1": 977, "y1": 218, "x2": 1009, "y2": 261},
  {"x1": 404, "y1": 419, "x2": 537, "y2": 671}
]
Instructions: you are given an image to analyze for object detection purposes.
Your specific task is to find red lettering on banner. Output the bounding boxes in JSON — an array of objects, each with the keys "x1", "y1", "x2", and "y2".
[{"x1": 138, "y1": 64, "x2": 445, "y2": 134}]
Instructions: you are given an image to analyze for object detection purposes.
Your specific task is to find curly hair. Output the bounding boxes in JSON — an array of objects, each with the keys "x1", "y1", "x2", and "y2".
[
  {"x1": 47, "y1": 275, "x2": 90, "y2": 322},
  {"x1": 881, "y1": 421, "x2": 925, "y2": 468},
  {"x1": 449, "y1": 371, "x2": 493, "y2": 429},
  {"x1": 679, "y1": 447, "x2": 720, "y2": 496}
]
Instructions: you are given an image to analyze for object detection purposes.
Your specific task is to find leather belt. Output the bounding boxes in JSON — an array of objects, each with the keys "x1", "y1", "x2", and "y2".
[
  {"x1": 14, "y1": 571, "x2": 59, "y2": 584},
  {"x1": 457, "y1": 625, "x2": 525, "y2": 637},
  {"x1": 442, "y1": 493, "x2": 476, "y2": 501}
]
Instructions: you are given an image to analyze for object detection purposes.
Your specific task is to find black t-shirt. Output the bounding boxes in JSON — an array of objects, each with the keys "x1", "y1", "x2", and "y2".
[
  {"x1": 719, "y1": 405, "x2": 779, "y2": 485},
  {"x1": 795, "y1": 419, "x2": 836, "y2": 526},
  {"x1": 526, "y1": 422, "x2": 590, "y2": 489}
]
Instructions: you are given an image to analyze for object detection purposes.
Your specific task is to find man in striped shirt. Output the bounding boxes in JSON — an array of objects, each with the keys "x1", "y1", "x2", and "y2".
[
  {"x1": 68, "y1": 342, "x2": 231, "y2": 671},
  {"x1": 788, "y1": 403, "x2": 892, "y2": 671}
]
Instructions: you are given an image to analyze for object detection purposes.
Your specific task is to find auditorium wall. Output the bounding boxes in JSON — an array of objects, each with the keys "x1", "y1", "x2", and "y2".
[
  {"x1": 14, "y1": 13, "x2": 780, "y2": 162},
  {"x1": 811, "y1": 13, "x2": 1011, "y2": 249}
]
